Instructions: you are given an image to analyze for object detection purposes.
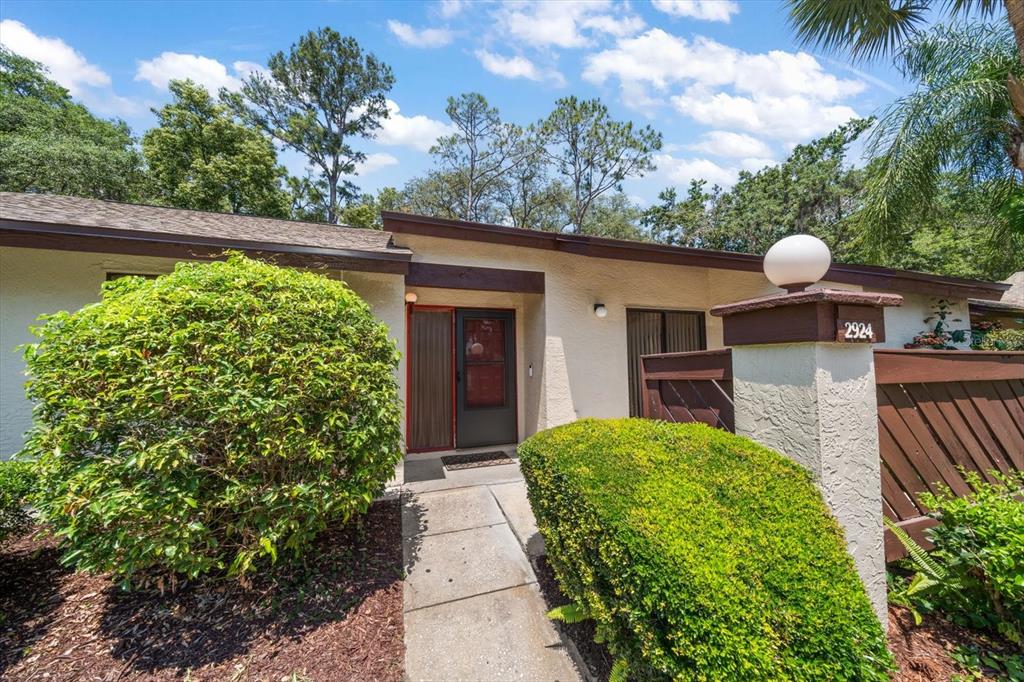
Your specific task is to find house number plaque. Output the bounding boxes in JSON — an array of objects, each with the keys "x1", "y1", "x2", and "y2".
[{"x1": 835, "y1": 304, "x2": 884, "y2": 343}]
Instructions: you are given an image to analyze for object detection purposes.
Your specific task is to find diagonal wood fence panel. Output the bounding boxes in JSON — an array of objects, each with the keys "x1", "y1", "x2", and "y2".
[
  {"x1": 874, "y1": 350, "x2": 1024, "y2": 561},
  {"x1": 640, "y1": 349, "x2": 734, "y2": 431}
]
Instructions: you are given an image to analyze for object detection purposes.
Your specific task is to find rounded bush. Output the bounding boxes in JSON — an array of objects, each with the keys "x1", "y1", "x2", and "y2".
[
  {"x1": 21, "y1": 254, "x2": 402, "y2": 583},
  {"x1": 520, "y1": 418, "x2": 892, "y2": 681}
]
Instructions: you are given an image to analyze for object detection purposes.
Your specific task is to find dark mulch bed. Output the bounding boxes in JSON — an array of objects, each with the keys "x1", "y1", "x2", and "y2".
[
  {"x1": 0, "y1": 499, "x2": 403, "y2": 681},
  {"x1": 888, "y1": 606, "x2": 1013, "y2": 681},
  {"x1": 536, "y1": 555, "x2": 1009, "y2": 682}
]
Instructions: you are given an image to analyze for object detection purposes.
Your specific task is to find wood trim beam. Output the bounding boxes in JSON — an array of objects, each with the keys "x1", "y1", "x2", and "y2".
[
  {"x1": 405, "y1": 262, "x2": 544, "y2": 294},
  {"x1": 874, "y1": 349, "x2": 1024, "y2": 384},
  {"x1": 0, "y1": 226, "x2": 410, "y2": 275}
]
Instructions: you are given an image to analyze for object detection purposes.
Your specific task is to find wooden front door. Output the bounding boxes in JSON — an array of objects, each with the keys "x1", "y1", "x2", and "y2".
[{"x1": 455, "y1": 309, "x2": 517, "y2": 448}]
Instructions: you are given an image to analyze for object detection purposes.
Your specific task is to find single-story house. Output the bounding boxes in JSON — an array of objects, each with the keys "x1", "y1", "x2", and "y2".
[{"x1": 0, "y1": 192, "x2": 1011, "y2": 458}]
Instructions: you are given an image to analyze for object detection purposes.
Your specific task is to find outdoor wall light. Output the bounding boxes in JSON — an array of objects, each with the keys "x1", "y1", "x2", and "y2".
[
  {"x1": 762, "y1": 234, "x2": 832, "y2": 292},
  {"x1": 594, "y1": 303, "x2": 608, "y2": 318},
  {"x1": 404, "y1": 292, "x2": 418, "y2": 304}
]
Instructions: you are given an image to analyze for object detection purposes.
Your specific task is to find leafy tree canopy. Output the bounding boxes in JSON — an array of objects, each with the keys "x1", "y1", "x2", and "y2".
[
  {"x1": 143, "y1": 79, "x2": 290, "y2": 217},
  {"x1": 0, "y1": 47, "x2": 144, "y2": 200},
  {"x1": 225, "y1": 27, "x2": 395, "y2": 224}
]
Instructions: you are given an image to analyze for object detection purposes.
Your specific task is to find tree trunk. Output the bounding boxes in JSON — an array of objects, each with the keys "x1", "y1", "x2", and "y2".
[
  {"x1": 328, "y1": 174, "x2": 337, "y2": 224},
  {"x1": 1008, "y1": 0, "x2": 1024, "y2": 62}
]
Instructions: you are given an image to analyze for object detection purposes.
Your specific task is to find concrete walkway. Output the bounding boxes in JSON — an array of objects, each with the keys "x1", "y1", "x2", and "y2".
[{"x1": 400, "y1": 450, "x2": 581, "y2": 681}]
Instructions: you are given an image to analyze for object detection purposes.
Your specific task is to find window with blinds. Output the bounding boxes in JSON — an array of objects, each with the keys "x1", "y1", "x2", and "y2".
[{"x1": 626, "y1": 309, "x2": 706, "y2": 417}]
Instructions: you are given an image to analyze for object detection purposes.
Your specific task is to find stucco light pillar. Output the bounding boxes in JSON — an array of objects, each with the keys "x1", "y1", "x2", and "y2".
[{"x1": 710, "y1": 289, "x2": 903, "y2": 623}]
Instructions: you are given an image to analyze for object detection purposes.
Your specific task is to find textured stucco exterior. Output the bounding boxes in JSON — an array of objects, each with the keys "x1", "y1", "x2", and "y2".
[
  {"x1": 0, "y1": 239, "x2": 969, "y2": 458},
  {"x1": 0, "y1": 247, "x2": 406, "y2": 458},
  {"x1": 732, "y1": 343, "x2": 887, "y2": 621}
]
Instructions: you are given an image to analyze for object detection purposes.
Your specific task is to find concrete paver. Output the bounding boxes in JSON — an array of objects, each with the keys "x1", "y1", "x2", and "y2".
[
  {"x1": 490, "y1": 480, "x2": 546, "y2": 557},
  {"x1": 404, "y1": 523, "x2": 535, "y2": 612},
  {"x1": 401, "y1": 453, "x2": 582, "y2": 681},
  {"x1": 404, "y1": 583, "x2": 579, "y2": 682},
  {"x1": 402, "y1": 486, "x2": 505, "y2": 539}
]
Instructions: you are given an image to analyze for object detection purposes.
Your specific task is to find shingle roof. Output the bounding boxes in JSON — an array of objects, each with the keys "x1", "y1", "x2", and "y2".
[{"x1": 0, "y1": 192, "x2": 410, "y2": 258}]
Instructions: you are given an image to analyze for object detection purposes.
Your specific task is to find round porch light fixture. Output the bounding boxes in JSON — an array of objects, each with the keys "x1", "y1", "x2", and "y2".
[
  {"x1": 763, "y1": 234, "x2": 832, "y2": 292},
  {"x1": 404, "y1": 292, "x2": 418, "y2": 304},
  {"x1": 593, "y1": 303, "x2": 608, "y2": 318}
]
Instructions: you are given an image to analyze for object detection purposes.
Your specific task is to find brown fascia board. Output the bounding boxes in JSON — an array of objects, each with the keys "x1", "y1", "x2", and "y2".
[
  {"x1": 0, "y1": 219, "x2": 412, "y2": 275},
  {"x1": 382, "y1": 211, "x2": 1009, "y2": 301}
]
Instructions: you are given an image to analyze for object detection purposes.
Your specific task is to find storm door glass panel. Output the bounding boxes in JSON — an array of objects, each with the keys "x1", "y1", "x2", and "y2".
[
  {"x1": 408, "y1": 309, "x2": 453, "y2": 451},
  {"x1": 463, "y1": 318, "x2": 507, "y2": 408},
  {"x1": 626, "y1": 311, "x2": 664, "y2": 417}
]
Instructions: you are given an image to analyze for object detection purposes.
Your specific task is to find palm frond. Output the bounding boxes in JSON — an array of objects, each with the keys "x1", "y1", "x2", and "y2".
[
  {"x1": 858, "y1": 21, "x2": 1022, "y2": 253},
  {"x1": 786, "y1": 0, "x2": 930, "y2": 61}
]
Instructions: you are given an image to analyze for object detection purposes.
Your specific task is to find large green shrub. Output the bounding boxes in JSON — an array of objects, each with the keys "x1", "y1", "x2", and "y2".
[
  {"x1": 520, "y1": 419, "x2": 892, "y2": 681},
  {"x1": 0, "y1": 460, "x2": 35, "y2": 543},
  {"x1": 21, "y1": 253, "x2": 401, "y2": 584}
]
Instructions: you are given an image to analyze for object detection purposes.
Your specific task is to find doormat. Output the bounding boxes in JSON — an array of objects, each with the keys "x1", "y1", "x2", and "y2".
[{"x1": 441, "y1": 451, "x2": 513, "y2": 470}]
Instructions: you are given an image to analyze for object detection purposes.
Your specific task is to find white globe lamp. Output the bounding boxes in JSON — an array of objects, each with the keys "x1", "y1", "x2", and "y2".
[{"x1": 763, "y1": 235, "x2": 832, "y2": 292}]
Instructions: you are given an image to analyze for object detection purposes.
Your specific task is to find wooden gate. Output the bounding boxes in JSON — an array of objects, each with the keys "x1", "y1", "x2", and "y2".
[
  {"x1": 875, "y1": 350, "x2": 1024, "y2": 560},
  {"x1": 640, "y1": 349, "x2": 734, "y2": 431}
]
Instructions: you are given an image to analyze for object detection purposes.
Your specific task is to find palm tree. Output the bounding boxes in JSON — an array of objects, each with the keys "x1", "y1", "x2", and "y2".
[
  {"x1": 786, "y1": 0, "x2": 1022, "y2": 62},
  {"x1": 786, "y1": 1, "x2": 1024, "y2": 254},
  {"x1": 862, "y1": 22, "x2": 1022, "y2": 248}
]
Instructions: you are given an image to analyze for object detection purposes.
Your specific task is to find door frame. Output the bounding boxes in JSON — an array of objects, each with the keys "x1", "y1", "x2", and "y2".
[{"x1": 405, "y1": 304, "x2": 519, "y2": 453}]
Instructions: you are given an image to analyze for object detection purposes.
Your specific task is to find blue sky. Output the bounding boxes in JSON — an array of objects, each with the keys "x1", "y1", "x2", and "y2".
[{"x1": 1, "y1": 0, "x2": 916, "y2": 205}]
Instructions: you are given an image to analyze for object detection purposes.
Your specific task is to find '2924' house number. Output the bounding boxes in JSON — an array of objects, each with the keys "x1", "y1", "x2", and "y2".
[{"x1": 843, "y1": 321, "x2": 874, "y2": 341}]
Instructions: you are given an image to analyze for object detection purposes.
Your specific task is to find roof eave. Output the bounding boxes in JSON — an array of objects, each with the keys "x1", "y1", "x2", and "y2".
[
  {"x1": 0, "y1": 219, "x2": 412, "y2": 275},
  {"x1": 382, "y1": 211, "x2": 1008, "y2": 301}
]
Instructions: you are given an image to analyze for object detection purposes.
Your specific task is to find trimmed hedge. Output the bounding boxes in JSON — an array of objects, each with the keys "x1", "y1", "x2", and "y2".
[
  {"x1": 519, "y1": 419, "x2": 892, "y2": 681},
  {"x1": 21, "y1": 254, "x2": 402, "y2": 584}
]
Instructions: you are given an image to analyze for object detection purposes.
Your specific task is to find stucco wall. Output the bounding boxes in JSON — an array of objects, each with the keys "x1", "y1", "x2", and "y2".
[
  {"x1": 732, "y1": 342, "x2": 886, "y2": 621},
  {"x1": 397, "y1": 234, "x2": 724, "y2": 432},
  {"x1": 0, "y1": 247, "x2": 406, "y2": 458},
  {"x1": 878, "y1": 293, "x2": 971, "y2": 349}
]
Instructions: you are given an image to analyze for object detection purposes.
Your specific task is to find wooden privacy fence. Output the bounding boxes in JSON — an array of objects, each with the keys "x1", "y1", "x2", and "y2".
[
  {"x1": 640, "y1": 347, "x2": 1024, "y2": 562},
  {"x1": 875, "y1": 350, "x2": 1024, "y2": 561},
  {"x1": 640, "y1": 349, "x2": 734, "y2": 431}
]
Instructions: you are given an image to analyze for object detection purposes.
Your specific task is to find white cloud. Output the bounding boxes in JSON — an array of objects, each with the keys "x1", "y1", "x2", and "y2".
[
  {"x1": 475, "y1": 50, "x2": 566, "y2": 86},
  {"x1": 354, "y1": 152, "x2": 400, "y2": 175},
  {"x1": 439, "y1": 0, "x2": 467, "y2": 18},
  {"x1": 497, "y1": 1, "x2": 644, "y2": 49},
  {"x1": 672, "y1": 87, "x2": 859, "y2": 140},
  {"x1": 387, "y1": 20, "x2": 453, "y2": 48},
  {"x1": 374, "y1": 100, "x2": 455, "y2": 152},
  {"x1": 0, "y1": 19, "x2": 110, "y2": 94},
  {"x1": 688, "y1": 131, "x2": 772, "y2": 159},
  {"x1": 135, "y1": 52, "x2": 255, "y2": 92},
  {"x1": 232, "y1": 60, "x2": 269, "y2": 81},
  {"x1": 651, "y1": 0, "x2": 739, "y2": 23},
  {"x1": 583, "y1": 29, "x2": 864, "y2": 139},
  {"x1": 654, "y1": 154, "x2": 738, "y2": 187}
]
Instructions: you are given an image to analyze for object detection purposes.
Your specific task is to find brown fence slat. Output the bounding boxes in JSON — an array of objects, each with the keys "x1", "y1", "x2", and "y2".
[
  {"x1": 641, "y1": 350, "x2": 734, "y2": 431},
  {"x1": 875, "y1": 349, "x2": 1023, "y2": 563}
]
